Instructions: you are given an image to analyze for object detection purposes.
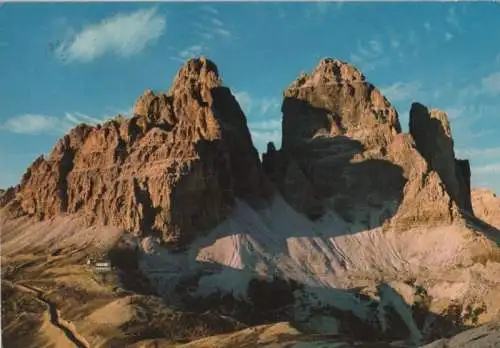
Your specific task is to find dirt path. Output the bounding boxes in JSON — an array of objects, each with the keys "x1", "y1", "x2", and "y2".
[{"x1": 7, "y1": 280, "x2": 89, "y2": 348}]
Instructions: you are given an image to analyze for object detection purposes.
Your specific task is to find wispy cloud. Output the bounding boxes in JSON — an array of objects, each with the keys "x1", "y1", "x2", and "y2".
[
  {"x1": 177, "y1": 44, "x2": 207, "y2": 60},
  {"x1": 0, "y1": 108, "x2": 131, "y2": 135},
  {"x1": 424, "y1": 22, "x2": 432, "y2": 31},
  {"x1": 457, "y1": 147, "x2": 500, "y2": 159},
  {"x1": 232, "y1": 91, "x2": 282, "y2": 152},
  {"x1": 233, "y1": 91, "x2": 280, "y2": 116},
  {"x1": 212, "y1": 18, "x2": 224, "y2": 27},
  {"x1": 445, "y1": 106, "x2": 466, "y2": 120},
  {"x1": 233, "y1": 91, "x2": 252, "y2": 112},
  {"x1": 192, "y1": 8, "x2": 233, "y2": 41},
  {"x1": 260, "y1": 98, "x2": 281, "y2": 115},
  {"x1": 381, "y1": 81, "x2": 422, "y2": 102},
  {"x1": 1, "y1": 114, "x2": 67, "y2": 134},
  {"x1": 248, "y1": 119, "x2": 282, "y2": 153},
  {"x1": 440, "y1": 102, "x2": 499, "y2": 150},
  {"x1": 213, "y1": 27, "x2": 231, "y2": 37},
  {"x1": 305, "y1": 0, "x2": 333, "y2": 17},
  {"x1": 56, "y1": 7, "x2": 166, "y2": 63},
  {"x1": 456, "y1": 71, "x2": 500, "y2": 99},
  {"x1": 385, "y1": 30, "x2": 419, "y2": 61},
  {"x1": 349, "y1": 38, "x2": 389, "y2": 71},
  {"x1": 249, "y1": 119, "x2": 281, "y2": 132},
  {"x1": 445, "y1": 32, "x2": 454, "y2": 41},
  {"x1": 473, "y1": 163, "x2": 500, "y2": 175},
  {"x1": 481, "y1": 71, "x2": 500, "y2": 96},
  {"x1": 201, "y1": 5, "x2": 218, "y2": 15}
]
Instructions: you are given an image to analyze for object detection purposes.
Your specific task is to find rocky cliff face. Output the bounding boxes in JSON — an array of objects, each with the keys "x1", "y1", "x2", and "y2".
[
  {"x1": 263, "y1": 58, "x2": 468, "y2": 227},
  {"x1": 3, "y1": 56, "x2": 499, "y2": 346},
  {"x1": 472, "y1": 188, "x2": 500, "y2": 229},
  {"x1": 409, "y1": 103, "x2": 473, "y2": 214},
  {"x1": 1, "y1": 56, "x2": 478, "y2": 244},
  {"x1": 1, "y1": 57, "x2": 269, "y2": 246}
]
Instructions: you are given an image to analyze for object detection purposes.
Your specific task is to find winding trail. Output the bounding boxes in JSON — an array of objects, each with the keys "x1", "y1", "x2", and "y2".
[{"x1": 6, "y1": 280, "x2": 89, "y2": 348}]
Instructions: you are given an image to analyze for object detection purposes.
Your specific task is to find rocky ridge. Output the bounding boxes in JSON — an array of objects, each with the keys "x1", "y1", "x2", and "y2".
[
  {"x1": 1, "y1": 57, "x2": 269, "y2": 246},
  {"x1": 263, "y1": 58, "x2": 470, "y2": 228},
  {"x1": 2, "y1": 56, "x2": 500, "y2": 346},
  {"x1": 472, "y1": 188, "x2": 500, "y2": 229},
  {"x1": 0, "y1": 57, "x2": 480, "y2": 245}
]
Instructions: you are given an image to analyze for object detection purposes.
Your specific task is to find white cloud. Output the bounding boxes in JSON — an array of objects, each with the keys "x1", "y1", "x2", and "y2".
[
  {"x1": 481, "y1": 71, "x2": 500, "y2": 96},
  {"x1": 63, "y1": 112, "x2": 103, "y2": 125},
  {"x1": 473, "y1": 163, "x2": 500, "y2": 175},
  {"x1": 0, "y1": 108, "x2": 131, "y2": 135},
  {"x1": 424, "y1": 22, "x2": 432, "y2": 31},
  {"x1": 234, "y1": 91, "x2": 254, "y2": 114},
  {"x1": 248, "y1": 119, "x2": 282, "y2": 153},
  {"x1": 349, "y1": 38, "x2": 389, "y2": 71},
  {"x1": 357, "y1": 39, "x2": 383, "y2": 59},
  {"x1": 445, "y1": 32, "x2": 454, "y2": 41},
  {"x1": 233, "y1": 91, "x2": 282, "y2": 152},
  {"x1": 233, "y1": 91, "x2": 280, "y2": 116},
  {"x1": 440, "y1": 102, "x2": 499, "y2": 155},
  {"x1": 212, "y1": 18, "x2": 224, "y2": 27},
  {"x1": 381, "y1": 81, "x2": 422, "y2": 102},
  {"x1": 259, "y1": 98, "x2": 281, "y2": 115},
  {"x1": 445, "y1": 106, "x2": 466, "y2": 120},
  {"x1": 0, "y1": 114, "x2": 63, "y2": 134},
  {"x1": 457, "y1": 147, "x2": 500, "y2": 159},
  {"x1": 178, "y1": 44, "x2": 207, "y2": 59},
  {"x1": 56, "y1": 7, "x2": 165, "y2": 63},
  {"x1": 193, "y1": 8, "x2": 232, "y2": 41},
  {"x1": 201, "y1": 5, "x2": 218, "y2": 15},
  {"x1": 454, "y1": 71, "x2": 500, "y2": 100},
  {"x1": 214, "y1": 27, "x2": 231, "y2": 37},
  {"x1": 249, "y1": 119, "x2": 281, "y2": 131}
]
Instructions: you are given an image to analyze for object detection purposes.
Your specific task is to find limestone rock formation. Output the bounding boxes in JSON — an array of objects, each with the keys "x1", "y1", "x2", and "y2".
[
  {"x1": 281, "y1": 58, "x2": 401, "y2": 152},
  {"x1": 409, "y1": 103, "x2": 473, "y2": 214},
  {"x1": 472, "y1": 188, "x2": 500, "y2": 229},
  {"x1": 0, "y1": 57, "x2": 478, "y2": 243},
  {"x1": 0, "y1": 57, "x2": 269, "y2": 246},
  {"x1": 263, "y1": 58, "x2": 466, "y2": 226},
  {"x1": 2, "y1": 56, "x2": 500, "y2": 347}
]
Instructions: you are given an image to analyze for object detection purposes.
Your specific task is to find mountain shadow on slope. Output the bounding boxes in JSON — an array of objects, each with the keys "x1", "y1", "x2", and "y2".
[
  {"x1": 263, "y1": 97, "x2": 407, "y2": 227},
  {"x1": 173, "y1": 261, "x2": 477, "y2": 344}
]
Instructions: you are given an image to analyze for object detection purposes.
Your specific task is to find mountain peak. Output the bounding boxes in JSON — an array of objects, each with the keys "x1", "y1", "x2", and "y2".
[{"x1": 171, "y1": 56, "x2": 221, "y2": 91}]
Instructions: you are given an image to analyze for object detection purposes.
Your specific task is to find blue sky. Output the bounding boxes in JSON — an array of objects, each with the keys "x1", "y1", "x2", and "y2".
[{"x1": 1, "y1": 2, "x2": 499, "y2": 194}]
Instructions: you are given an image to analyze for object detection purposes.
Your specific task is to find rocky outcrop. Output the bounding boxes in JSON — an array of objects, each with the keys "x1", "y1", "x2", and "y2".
[
  {"x1": 472, "y1": 189, "x2": 500, "y2": 229},
  {"x1": 264, "y1": 58, "x2": 465, "y2": 226},
  {"x1": 1, "y1": 56, "x2": 478, "y2": 243},
  {"x1": 409, "y1": 103, "x2": 473, "y2": 214},
  {"x1": 1, "y1": 57, "x2": 269, "y2": 246},
  {"x1": 0, "y1": 186, "x2": 17, "y2": 207},
  {"x1": 281, "y1": 59, "x2": 401, "y2": 152}
]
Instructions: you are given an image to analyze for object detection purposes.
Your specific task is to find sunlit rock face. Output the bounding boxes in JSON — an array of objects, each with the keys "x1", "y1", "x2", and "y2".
[{"x1": 1, "y1": 57, "x2": 270, "y2": 246}]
